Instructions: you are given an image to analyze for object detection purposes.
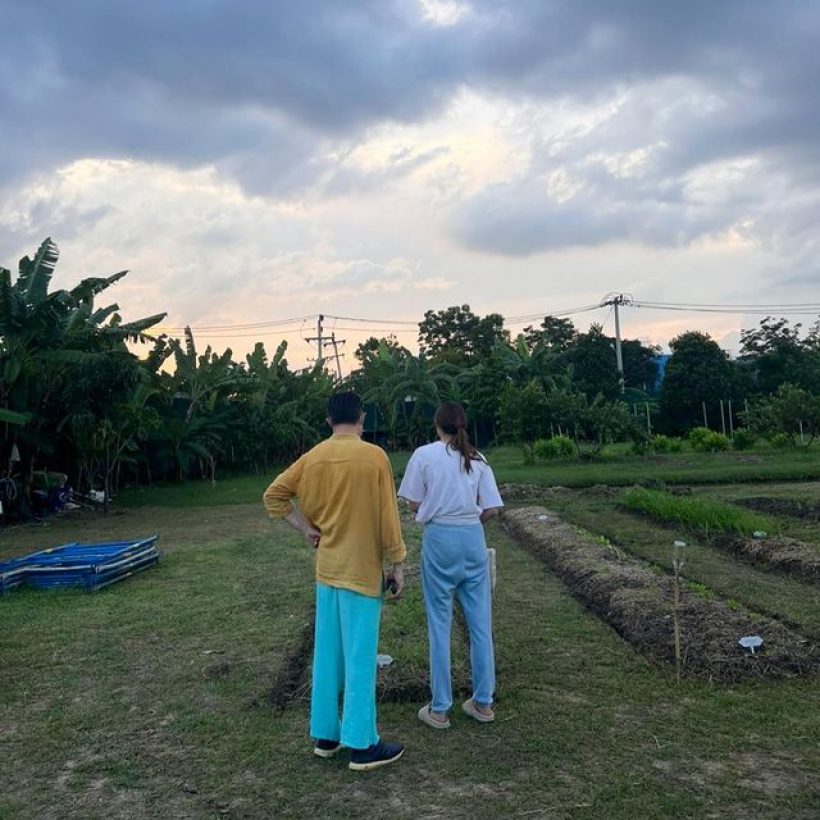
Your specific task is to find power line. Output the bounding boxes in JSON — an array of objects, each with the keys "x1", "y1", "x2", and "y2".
[
  {"x1": 160, "y1": 326, "x2": 309, "y2": 339},
  {"x1": 635, "y1": 300, "x2": 820, "y2": 309},
  {"x1": 632, "y1": 303, "x2": 820, "y2": 316},
  {"x1": 155, "y1": 315, "x2": 312, "y2": 332},
  {"x1": 150, "y1": 298, "x2": 820, "y2": 339},
  {"x1": 324, "y1": 314, "x2": 418, "y2": 326}
]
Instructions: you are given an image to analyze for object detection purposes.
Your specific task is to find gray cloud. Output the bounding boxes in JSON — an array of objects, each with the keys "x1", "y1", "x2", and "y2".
[{"x1": 1, "y1": 0, "x2": 818, "y2": 262}]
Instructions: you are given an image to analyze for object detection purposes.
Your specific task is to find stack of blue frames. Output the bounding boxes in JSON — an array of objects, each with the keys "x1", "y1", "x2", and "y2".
[{"x1": 0, "y1": 537, "x2": 160, "y2": 594}]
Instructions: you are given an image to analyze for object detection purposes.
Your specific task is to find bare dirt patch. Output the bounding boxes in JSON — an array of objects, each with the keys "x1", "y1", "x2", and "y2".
[
  {"x1": 265, "y1": 581, "x2": 471, "y2": 710},
  {"x1": 503, "y1": 506, "x2": 820, "y2": 683}
]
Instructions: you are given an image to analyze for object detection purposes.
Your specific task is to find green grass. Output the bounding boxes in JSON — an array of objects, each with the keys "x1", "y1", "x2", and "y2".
[
  {"x1": 394, "y1": 444, "x2": 820, "y2": 488},
  {"x1": 118, "y1": 473, "x2": 271, "y2": 507},
  {"x1": 117, "y1": 445, "x2": 820, "y2": 510},
  {"x1": 692, "y1": 482, "x2": 820, "y2": 549},
  {"x1": 2, "y1": 481, "x2": 819, "y2": 817},
  {"x1": 623, "y1": 487, "x2": 776, "y2": 537}
]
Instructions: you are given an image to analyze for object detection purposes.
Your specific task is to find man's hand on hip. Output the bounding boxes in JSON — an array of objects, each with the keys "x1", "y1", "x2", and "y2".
[{"x1": 284, "y1": 509, "x2": 321, "y2": 549}]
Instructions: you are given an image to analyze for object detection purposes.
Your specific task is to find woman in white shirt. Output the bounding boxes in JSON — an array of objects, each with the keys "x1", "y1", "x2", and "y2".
[{"x1": 398, "y1": 402, "x2": 504, "y2": 728}]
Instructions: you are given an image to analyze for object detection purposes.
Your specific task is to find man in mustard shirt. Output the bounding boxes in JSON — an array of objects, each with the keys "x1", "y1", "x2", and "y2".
[{"x1": 263, "y1": 391, "x2": 407, "y2": 771}]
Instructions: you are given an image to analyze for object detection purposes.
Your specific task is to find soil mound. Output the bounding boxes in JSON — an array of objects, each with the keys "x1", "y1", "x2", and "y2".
[
  {"x1": 504, "y1": 506, "x2": 819, "y2": 683},
  {"x1": 712, "y1": 534, "x2": 819, "y2": 584},
  {"x1": 739, "y1": 496, "x2": 820, "y2": 521}
]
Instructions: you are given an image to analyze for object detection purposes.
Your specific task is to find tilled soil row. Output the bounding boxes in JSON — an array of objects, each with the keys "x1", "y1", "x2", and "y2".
[
  {"x1": 712, "y1": 533, "x2": 819, "y2": 584},
  {"x1": 739, "y1": 496, "x2": 820, "y2": 521},
  {"x1": 503, "y1": 506, "x2": 820, "y2": 683}
]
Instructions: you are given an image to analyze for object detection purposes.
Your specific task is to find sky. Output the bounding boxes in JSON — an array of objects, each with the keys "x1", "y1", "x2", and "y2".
[{"x1": 1, "y1": 0, "x2": 818, "y2": 370}]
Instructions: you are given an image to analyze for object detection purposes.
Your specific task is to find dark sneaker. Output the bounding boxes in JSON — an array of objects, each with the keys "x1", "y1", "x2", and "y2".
[
  {"x1": 348, "y1": 741, "x2": 405, "y2": 771},
  {"x1": 313, "y1": 739, "x2": 342, "y2": 759}
]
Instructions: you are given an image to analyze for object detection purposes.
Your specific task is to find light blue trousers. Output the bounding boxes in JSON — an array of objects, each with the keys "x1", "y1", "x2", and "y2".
[
  {"x1": 309, "y1": 583, "x2": 381, "y2": 750},
  {"x1": 421, "y1": 522, "x2": 495, "y2": 713}
]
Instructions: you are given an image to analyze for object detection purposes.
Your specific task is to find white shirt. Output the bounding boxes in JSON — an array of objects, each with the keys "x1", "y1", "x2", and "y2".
[{"x1": 398, "y1": 441, "x2": 504, "y2": 526}]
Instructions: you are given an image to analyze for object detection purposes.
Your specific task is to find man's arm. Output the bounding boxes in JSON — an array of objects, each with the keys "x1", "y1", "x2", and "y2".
[
  {"x1": 379, "y1": 454, "x2": 407, "y2": 598},
  {"x1": 283, "y1": 508, "x2": 321, "y2": 548},
  {"x1": 263, "y1": 458, "x2": 320, "y2": 547}
]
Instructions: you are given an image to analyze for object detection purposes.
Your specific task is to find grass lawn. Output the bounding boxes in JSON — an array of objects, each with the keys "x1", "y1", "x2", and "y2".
[
  {"x1": 475, "y1": 445, "x2": 820, "y2": 488},
  {"x1": 2, "y1": 479, "x2": 819, "y2": 818}
]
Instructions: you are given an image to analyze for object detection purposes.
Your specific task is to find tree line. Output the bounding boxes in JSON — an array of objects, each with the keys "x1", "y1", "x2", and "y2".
[{"x1": 2, "y1": 239, "x2": 819, "y2": 517}]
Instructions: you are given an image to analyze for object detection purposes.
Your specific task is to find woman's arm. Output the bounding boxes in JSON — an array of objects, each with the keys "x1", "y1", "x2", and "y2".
[{"x1": 480, "y1": 507, "x2": 502, "y2": 524}]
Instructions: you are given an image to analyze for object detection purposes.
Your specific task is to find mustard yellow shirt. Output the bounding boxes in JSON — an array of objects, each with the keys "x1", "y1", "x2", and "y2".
[{"x1": 263, "y1": 434, "x2": 406, "y2": 597}]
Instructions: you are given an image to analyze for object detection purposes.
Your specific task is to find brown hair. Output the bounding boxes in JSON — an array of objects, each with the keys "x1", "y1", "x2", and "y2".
[{"x1": 434, "y1": 402, "x2": 484, "y2": 474}]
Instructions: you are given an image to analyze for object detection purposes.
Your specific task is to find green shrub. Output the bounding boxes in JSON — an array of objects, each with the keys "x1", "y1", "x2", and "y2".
[
  {"x1": 769, "y1": 432, "x2": 793, "y2": 449},
  {"x1": 650, "y1": 434, "x2": 683, "y2": 453},
  {"x1": 688, "y1": 427, "x2": 730, "y2": 452},
  {"x1": 732, "y1": 428, "x2": 756, "y2": 450},
  {"x1": 533, "y1": 435, "x2": 576, "y2": 460}
]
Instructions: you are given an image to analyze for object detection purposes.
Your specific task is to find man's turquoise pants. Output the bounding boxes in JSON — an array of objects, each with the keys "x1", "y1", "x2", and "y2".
[{"x1": 309, "y1": 582, "x2": 382, "y2": 750}]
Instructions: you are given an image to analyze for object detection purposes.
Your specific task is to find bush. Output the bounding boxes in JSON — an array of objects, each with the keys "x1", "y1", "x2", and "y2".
[
  {"x1": 650, "y1": 434, "x2": 683, "y2": 453},
  {"x1": 731, "y1": 428, "x2": 757, "y2": 451},
  {"x1": 533, "y1": 435, "x2": 576, "y2": 460},
  {"x1": 688, "y1": 427, "x2": 730, "y2": 452},
  {"x1": 769, "y1": 432, "x2": 793, "y2": 449}
]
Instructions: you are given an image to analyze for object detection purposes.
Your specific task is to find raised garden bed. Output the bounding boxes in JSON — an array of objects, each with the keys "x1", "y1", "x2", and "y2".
[
  {"x1": 711, "y1": 534, "x2": 819, "y2": 584},
  {"x1": 739, "y1": 496, "x2": 820, "y2": 521},
  {"x1": 503, "y1": 506, "x2": 819, "y2": 683}
]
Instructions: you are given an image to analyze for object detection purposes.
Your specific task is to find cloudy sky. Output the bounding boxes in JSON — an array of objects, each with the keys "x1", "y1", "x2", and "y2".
[{"x1": 1, "y1": 0, "x2": 818, "y2": 368}]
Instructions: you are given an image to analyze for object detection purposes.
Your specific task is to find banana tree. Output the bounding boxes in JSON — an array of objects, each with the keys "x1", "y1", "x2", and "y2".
[{"x1": 0, "y1": 238, "x2": 165, "y2": 514}]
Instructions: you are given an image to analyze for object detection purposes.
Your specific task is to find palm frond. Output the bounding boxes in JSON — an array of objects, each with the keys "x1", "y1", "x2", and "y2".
[
  {"x1": 18, "y1": 237, "x2": 59, "y2": 305},
  {"x1": 69, "y1": 271, "x2": 128, "y2": 304},
  {"x1": 0, "y1": 408, "x2": 31, "y2": 425},
  {"x1": 184, "y1": 327, "x2": 197, "y2": 362},
  {"x1": 0, "y1": 267, "x2": 16, "y2": 337}
]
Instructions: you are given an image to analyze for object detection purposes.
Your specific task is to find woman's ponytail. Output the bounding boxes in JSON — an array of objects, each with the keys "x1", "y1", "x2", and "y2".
[{"x1": 434, "y1": 402, "x2": 485, "y2": 474}]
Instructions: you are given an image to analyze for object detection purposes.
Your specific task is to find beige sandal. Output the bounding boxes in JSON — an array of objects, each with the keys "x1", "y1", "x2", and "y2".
[
  {"x1": 462, "y1": 698, "x2": 495, "y2": 723},
  {"x1": 418, "y1": 704, "x2": 451, "y2": 729}
]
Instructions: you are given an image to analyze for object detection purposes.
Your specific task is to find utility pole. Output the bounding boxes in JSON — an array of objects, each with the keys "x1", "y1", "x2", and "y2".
[
  {"x1": 600, "y1": 293, "x2": 633, "y2": 394},
  {"x1": 305, "y1": 314, "x2": 325, "y2": 368},
  {"x1": 329, "y1": 332, "x2": 345, "y2": 381},
  {"x1": 307, "y1": 317, "x2": 346, "y2": 379}
]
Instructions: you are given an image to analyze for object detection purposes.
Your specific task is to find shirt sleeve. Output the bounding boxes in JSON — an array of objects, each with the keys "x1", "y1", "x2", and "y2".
[
  {"x1": 379, "y1": 452, "x2": 407, "y2": 563},
  {"x1": 397, "y1": 452, "x2": 425, "y2": 502},
  {"x1": 262, "y1": 456, "x2": 306, "y2": 518},
  {"x1": 477, "y1": 462, "x2": 504, "y2": 511}
]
